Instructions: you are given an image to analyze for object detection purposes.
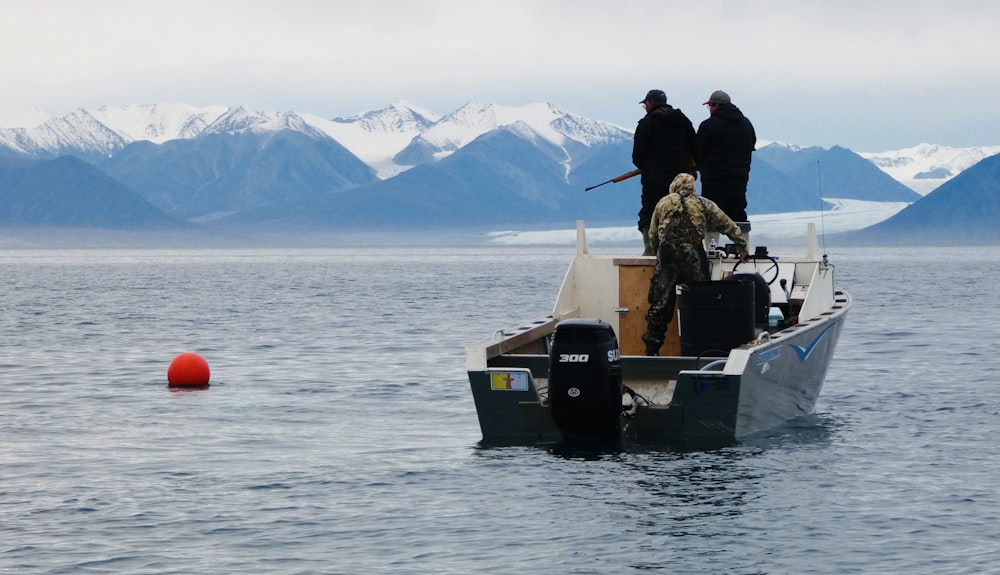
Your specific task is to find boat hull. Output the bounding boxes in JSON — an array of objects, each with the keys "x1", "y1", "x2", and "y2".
[
  {"x1": 468, "y1": 298, "x2": 847, "y2": 444},
  {"x1": 466, "y1": 221, "x2": 850, "y2": 446}
]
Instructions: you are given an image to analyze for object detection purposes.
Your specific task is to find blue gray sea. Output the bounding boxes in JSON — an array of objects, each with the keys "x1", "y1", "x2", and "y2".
[{"x1": 2, "y1": 244, "x2": 999, "y2": 574}]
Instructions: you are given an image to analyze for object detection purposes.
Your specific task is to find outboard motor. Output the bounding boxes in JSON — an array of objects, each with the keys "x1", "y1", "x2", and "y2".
[{"x1": 547, "y1": 318, "x2": 622, "y2": 441}]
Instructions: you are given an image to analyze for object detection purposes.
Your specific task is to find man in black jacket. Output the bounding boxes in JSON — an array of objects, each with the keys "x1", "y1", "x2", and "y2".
[
  {"x1": 695, "y1": 90, "x2": 756, "y2": 226},
  {"x1": 632, "y1": 89, "x2": 697, "y2": 256}
]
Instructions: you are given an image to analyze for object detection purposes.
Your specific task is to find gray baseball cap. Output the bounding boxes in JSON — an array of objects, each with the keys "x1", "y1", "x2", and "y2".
[{"x1": 703, "y1": 90, "x2": 731, "y2": 105}]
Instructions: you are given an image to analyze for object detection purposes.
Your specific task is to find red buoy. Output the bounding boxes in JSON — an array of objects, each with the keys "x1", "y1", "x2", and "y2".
[{"x1": 167, "y1": 352, "x2": 211, "y2": 387}]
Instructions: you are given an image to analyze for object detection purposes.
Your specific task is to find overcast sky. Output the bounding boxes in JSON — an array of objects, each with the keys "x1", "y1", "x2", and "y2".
[{"x1": 1, "y1": 0, "x2": 997, "y2": 151}]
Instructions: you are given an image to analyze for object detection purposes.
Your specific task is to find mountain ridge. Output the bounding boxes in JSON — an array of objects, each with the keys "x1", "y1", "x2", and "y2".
[
  {"x1": 0, "y1": 101, "x2": 997, "y2": 243},
  {"x1": 4, "y1": 101, "x2": 995, "y2": 193},
  {"x1": 842, "y1": 152, "x2": 1000, "y2": 245}
]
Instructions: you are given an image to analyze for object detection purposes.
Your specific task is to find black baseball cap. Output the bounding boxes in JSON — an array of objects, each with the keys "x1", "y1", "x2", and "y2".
[{"x1": 640, "y1": 89, "x2": 667, "y2": 104}]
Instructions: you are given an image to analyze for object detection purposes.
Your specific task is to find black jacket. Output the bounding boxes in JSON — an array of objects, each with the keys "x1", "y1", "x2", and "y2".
[
  {"x1": 632, "y1": 104, "x2": 697, "y2": 188},
  {"x1": 695, "y1": 104, "x2": 756, "y2": 181}
]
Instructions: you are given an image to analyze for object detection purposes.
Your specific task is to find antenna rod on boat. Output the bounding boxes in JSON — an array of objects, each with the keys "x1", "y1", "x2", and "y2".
[
  {"x1": 817, "y1": 160, "x2": 828, "y2": 262},
  {"x1": 584, "y1": 168, "x2": 641, "y2": 191}
]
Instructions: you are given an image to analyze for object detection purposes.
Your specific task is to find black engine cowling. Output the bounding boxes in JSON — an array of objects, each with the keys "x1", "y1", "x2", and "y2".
[{"x1": 547, "y1": 318, "x2": 622, "y2": 440}]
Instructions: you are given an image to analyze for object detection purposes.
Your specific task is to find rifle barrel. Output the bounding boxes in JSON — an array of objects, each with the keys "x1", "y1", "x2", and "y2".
[{"x1": 584, "y1": 169, "x2": 640, "y2": 191}]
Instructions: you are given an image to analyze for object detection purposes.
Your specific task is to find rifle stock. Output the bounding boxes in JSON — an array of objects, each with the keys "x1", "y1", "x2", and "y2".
[
  {"x1": 584, "y1": 168, "x2": 641, "y2": 191},
  {"x1": 612, "y1": 168, "x2": 641, "y2": 183}
]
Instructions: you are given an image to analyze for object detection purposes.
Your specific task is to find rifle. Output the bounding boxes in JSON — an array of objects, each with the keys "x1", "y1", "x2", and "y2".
[{"x1": 584, "y1": 168, "x2": 641, "y2": 191}]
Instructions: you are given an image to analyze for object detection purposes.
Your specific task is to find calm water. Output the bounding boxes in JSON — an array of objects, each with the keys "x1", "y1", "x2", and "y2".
[{"x1": 2, "y1": 245, "x2": 999, "y2": 574}]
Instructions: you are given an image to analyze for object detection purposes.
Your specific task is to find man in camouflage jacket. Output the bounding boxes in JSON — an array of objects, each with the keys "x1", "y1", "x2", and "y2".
[{"x1": 642, "y1": 173, "x2": 750, "y2": 356}]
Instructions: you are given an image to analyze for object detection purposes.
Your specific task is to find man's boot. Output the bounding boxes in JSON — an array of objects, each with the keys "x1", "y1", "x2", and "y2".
[{"x1": 642, "y1": 335, "x2": 662, "y2": 356}]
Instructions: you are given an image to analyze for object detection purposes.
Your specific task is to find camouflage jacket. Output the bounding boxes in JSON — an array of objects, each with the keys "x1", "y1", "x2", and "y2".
[{"x1": 647, "y1": 173, "x2": 748, "y2": 254}]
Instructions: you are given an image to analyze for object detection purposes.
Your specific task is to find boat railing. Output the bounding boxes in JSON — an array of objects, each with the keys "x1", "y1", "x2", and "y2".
[{"x1": 699, "y1": 359, "x2": 728, "y2": 371}]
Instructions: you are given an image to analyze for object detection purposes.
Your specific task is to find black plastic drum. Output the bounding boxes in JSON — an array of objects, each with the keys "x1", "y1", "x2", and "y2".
[
  {"x1": 725, "y1": 272, "x2": 771, "y2": 327},
  {"x1": 678, "y1": 280, "x2": 755, "y2": 357}
]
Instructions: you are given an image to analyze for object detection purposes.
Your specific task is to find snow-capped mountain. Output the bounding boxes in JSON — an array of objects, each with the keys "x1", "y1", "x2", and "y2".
[
  {"x1": 4, "y1": 101, "x2": 995, "y2": 195},
  {"x1": 308, "y1": 101, "x2": 631, "y2": 177},
  {"x1": 0, "y1": 108, "x2": 130, "y2": 159},
  {"x1": 199, "y1": 106, "x2": 334, "y2": 141},
  {"x1": 0, "y1": 100, "x2": 634, "y2": 182},
  {"x1": 850, "y1": 151, "x2": 1000, "y2": 244},
  {"x1": 393, "y1": 101, "x2": 629, "y2": 165},
  {"x1": 0, "y1": 103, "x2": 230, "y2": 158},
  {"x1": 859, "y1": 143, "x2": 1000, "y2": 195},
  {"x1": 88, "y1": 102, "x2": 228, "y2": 144},
  {"x1": 302, "y1": 101, "x2": 439, "y2": 178},
  {"x1": 1, "y1": 99, "x2": 998, "y2": 242}
]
